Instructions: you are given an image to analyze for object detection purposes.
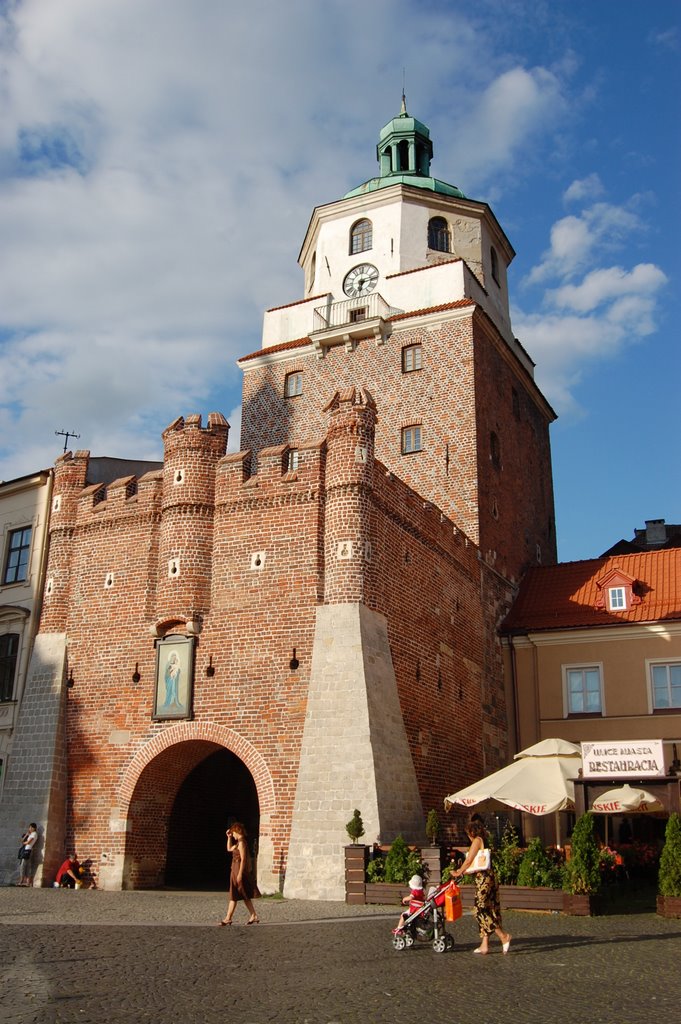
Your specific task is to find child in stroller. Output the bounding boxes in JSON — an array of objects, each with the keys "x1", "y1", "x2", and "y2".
[{"x1": 392, "y1": 875, "x2": 457, "y2": 953}]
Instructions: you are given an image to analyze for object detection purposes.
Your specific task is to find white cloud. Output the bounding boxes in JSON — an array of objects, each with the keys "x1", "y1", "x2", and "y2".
[
  {"x1": 0, "y1": 0, "x2": 582, "y2": 480},
  {"x1": 526, "y1": 201, "x2": 644, "y2": 284},
  {"x1": 563, "y1": 173, "x2": 604, "y2": 203},
  {"x1": 447, "y1": 66, "x2": 565, "y2": 187},
  {"x1": 547, "y1": 263, "x2": 667, "y2": 314}
]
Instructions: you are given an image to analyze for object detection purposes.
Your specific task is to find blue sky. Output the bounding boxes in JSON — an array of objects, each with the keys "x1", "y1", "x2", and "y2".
[{"x1": 0, "y1": 0, "x2": 678, "y2": 562}]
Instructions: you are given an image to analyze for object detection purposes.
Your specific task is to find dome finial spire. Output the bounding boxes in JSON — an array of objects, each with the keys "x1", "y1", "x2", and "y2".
[{"x1": 401, "y1": 67, "x2": 407, "y2": 115}]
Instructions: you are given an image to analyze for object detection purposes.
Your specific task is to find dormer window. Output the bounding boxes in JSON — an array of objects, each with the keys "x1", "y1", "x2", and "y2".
[
  {"x1": 428, "y1": 217, "x2": 450, "y2": 253},
  {"x1": 350, "y1": 219, "x2": 372, "y2": 255},
  {"x1": 595, "y1": 567, "x2": 641, "y2": 612}
]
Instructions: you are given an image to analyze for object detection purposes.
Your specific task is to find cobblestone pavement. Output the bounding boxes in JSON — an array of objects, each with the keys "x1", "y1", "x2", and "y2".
[{"x1": 1, "y1": 888, "x2": 680, "y2": 1024}]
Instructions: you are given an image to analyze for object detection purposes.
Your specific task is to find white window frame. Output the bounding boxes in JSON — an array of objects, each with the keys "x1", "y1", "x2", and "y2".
[
  {"x1": 608, "y1": 586, "x2": 626, "y2": 611},
  {"x1": 401, "y1": 425, "x2": 422, "y2": 455},
  {"x1": 562, "y1": 663, "x2": 605, "y2": 717},
  {"x1": 286, "y1": 449, "x2": 299, "y2": 472},
  {"x1": 2, "y1": 525, "x2": 33, "y2": 586},
  {"x1": 285, "y1": 372, "x2": 303, "y2": 398},
  {"x1": 402, "y1": 344, "x2": 422, "y2": 373},
  {"x1": 646, "y1": 658, "x2": 681, "y2": 712}
]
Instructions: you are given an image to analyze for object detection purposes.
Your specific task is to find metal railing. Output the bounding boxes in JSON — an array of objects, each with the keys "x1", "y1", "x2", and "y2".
[{"x1": 312, "y1": 292, "x2": 397, "y2": 333}]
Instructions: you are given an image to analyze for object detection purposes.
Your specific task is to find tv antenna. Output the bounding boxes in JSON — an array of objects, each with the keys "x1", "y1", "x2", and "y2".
[{"x1": 55, "y1": 429, "x2": 81, "y2": 453}]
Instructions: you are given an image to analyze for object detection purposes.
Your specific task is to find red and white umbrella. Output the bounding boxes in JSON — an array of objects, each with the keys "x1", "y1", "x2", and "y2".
[
  {"x1": 591, "y1": 784, "x2": 665, "y2": 815},
  {"x1": 444, "y1": 738, "x2": 582, "y2": 842}
]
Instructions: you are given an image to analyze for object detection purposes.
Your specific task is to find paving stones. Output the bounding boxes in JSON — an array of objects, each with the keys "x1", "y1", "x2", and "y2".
[{"x1": 1, "y1": 889, "x2": 680, "y2": 1023}]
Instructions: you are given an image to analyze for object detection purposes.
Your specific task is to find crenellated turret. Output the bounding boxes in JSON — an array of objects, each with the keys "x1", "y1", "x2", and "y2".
[
  {"x1": 156, "y1": 413, "x2": 229, "y2": 626},
  {"x1": 39, "y1": 450, "x2": 90, "y2": 632},
  {"x1": 322, "y1": 386, "x2": 376, "y2": 604}
]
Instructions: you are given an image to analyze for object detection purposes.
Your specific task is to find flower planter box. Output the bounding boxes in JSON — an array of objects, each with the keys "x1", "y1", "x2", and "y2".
[
  {"x1": 657, "y1": 895, "x2": 681, "y2": 918},
  {"x1": 362, "y1": 880, "x2": 563, "y2": 912},
  {"x1": 562, "y1": 893, "x2": 602, "y2": 916},
  {"x1": 365, "y1": 882, "x2": 409, "y2": 905},
  {"x1": 500, "y1": 886, "x2": 564, "y2": 911}
]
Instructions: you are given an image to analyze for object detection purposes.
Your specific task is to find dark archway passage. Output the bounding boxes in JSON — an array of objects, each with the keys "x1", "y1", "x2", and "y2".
[{"x1": 165, "y1": 748, "x2": 260, "y2": 889}]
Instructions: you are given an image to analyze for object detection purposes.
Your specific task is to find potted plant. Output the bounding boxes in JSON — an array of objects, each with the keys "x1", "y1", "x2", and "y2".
[
  {"x1": 517, "y1": 837, "x2": 563, "y2": 889},
  {"x1": 345, "y1": 808, "x2": 365, "y2": 845},
  {"x1": 425, "y1": 809, "x2": 440, "y2": 846},
  {"x1": 562, "y1": 812, "x2": 602, "y2": 915},
  {"x1": 495, "y1": 821, "x2": 524, "y2": 885},
  {"x1": 657, "y1": 812, "x2": 681, "y2": 918}
]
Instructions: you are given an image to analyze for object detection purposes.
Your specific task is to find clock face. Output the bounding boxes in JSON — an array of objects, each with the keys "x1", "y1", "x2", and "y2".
[{"x1": 343, "y1": 263, "x2": 379, "y2": 298}]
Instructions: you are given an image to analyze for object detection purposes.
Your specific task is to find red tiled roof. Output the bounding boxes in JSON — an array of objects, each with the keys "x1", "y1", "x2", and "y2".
[
  {"x1": 265, "y1": 294, "x2": 326, "y2": 313},
  {"x1": 390, "y1": 298, "x2": 475, "y2": 322},
  {"x1": 502, "y1": 548, "x2": 681, "y2": 632},
  {"x1": 238, "y1": 337, "x2": 312, "y2": 363},
  {"x1": 385, "y1": 258, "x2": 462, "y2": 279}
]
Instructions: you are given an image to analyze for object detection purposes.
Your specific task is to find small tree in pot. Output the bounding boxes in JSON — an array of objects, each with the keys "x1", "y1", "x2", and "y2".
[
  {"x1": 425, "y1": 809, "x2": 440, "y2": 846},
  {"x1": 657, "y1": 812, "x2": 681, "y2": 918},
  {"x1": 345, "y1": 809, "x2": 365, "y2": 845},
  {"x1": 562, "y1": 812, "x2": 602, "y2": 914}
]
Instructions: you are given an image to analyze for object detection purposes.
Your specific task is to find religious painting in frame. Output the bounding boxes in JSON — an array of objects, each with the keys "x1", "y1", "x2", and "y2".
[{"x1": 153, "y1": 635, "x2": 194, "y2": 721}]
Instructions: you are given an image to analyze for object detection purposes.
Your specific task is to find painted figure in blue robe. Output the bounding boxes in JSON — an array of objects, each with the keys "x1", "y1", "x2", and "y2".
[{"x1": 163, "y1": 651, "x2": 183, "y2": 709}]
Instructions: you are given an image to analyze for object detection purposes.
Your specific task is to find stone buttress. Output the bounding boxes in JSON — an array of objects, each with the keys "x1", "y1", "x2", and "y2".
[{"x1": 284, "y1": 387, "x2": 424, "y2": 900}]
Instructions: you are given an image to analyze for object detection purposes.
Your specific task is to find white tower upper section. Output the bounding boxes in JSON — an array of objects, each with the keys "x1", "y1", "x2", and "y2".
[{"x1": 260, "y1": 103, "x2": 532, "y2": 377}]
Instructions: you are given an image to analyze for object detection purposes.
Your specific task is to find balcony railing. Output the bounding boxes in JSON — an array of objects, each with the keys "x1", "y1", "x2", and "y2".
[{"x1": 312, "y1": 292, "x2": 398, "y2": 333}]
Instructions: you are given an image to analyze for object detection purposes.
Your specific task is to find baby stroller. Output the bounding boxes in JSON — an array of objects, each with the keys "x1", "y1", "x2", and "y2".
[{"x1": 391, "y1": 880, "x2": 461, "y2": 953}]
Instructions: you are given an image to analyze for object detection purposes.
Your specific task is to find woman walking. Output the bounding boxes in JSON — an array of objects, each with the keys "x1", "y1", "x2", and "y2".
[
  {"x1": 219, "y1": 822, "x2": 259, "y2": 926},
  {"x1": 451, "y1": 817, "x2": 511, "y2": 955}
]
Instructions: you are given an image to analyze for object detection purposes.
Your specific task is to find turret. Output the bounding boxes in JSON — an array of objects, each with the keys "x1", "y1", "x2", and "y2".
[
  {"x1": 322, "y1": 387, "x2": 376, "y2": 604},
  {"x1": 156, "y1": 413, "x2": 229, "y2": 627}
]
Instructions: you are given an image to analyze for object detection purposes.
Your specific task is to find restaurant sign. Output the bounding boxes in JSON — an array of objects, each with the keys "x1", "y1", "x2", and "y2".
[{"x1": 581, "y1": 739, "x2": 665, "y2": 779}]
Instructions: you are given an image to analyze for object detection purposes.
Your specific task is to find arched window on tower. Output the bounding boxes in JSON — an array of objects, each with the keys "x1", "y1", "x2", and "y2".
[
  {"x1": 491, "y1": 246, "x2": 500, "y2": 285},
  {"x1": 350, "y1": 219, "x2": 372, "y2": 255},
  {"x1": 428, "y1": 217, "x2": 450, "y2": 253}
]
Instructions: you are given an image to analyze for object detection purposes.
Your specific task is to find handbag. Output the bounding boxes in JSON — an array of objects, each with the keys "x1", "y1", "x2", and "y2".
[
  {"x1": 444, "y1": 883, "x2": 463, "y2": 922},
  {"x1": 464, "y1": 847, "x2": 491, "y2": 873}
]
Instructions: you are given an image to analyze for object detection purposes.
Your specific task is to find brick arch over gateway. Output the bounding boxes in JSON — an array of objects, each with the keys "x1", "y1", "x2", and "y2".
[{"x1": 117, "y1": 721, "x2": 277, "y2": 817}]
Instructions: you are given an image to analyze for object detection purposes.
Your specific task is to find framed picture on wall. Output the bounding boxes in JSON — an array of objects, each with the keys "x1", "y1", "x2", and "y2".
[{"x1": 153, "y1": 635, "x2": 194, "y2": 720}]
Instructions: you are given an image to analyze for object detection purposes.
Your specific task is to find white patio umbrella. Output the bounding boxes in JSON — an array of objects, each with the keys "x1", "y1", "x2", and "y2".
[
  {"x1": 591, "y1": 784, "x2": 665, "y2": 845},
  {"x1": 444, "y1": 738, "x2": 582, "y2": 844},
  {"x1": 591, "y1": 784, "x2": 665, "y2": 815}
]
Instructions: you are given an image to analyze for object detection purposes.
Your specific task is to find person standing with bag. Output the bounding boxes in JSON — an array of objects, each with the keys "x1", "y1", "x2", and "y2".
[
  {"x1": 451, "y1": 818, "x2": 511, "y2": 955},
  {"x1": 18, "y1": 823, "x2": 38, "y2": 886}
]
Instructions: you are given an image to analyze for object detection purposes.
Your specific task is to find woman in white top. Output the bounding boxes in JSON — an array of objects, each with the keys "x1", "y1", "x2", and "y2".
[{"x1": 18, "y1": 823, "x2": 38, "y2": 886}]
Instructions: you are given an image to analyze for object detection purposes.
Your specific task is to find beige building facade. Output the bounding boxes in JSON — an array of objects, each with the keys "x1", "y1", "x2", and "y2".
[
  {"x1": 0, "y1": 470, "x2": 54, "y2": 883},
  {"x1": 502, "y1": 547, "x2": 681, "y2": 840}
]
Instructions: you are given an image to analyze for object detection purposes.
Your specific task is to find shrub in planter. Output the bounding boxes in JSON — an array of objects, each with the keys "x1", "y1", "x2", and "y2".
[
  {"x1": 517, "y1": 837, "x2": 563, "y2": 889},
  {"x1": 426, "y1": 809, "x2": 440, "y2": 846},
  {"x1": 383, "y1": 835, "x2": 423, "y2": 884},
  {"x1": 366, "y1": 856, "x2": 385, "y2": 883},
  {"x1": 658, "y1": 812, "x2": 681, "y2": 898},
  {"x1": 345, "y1": 809, "x2": 365, "y2": 844},
  {"x1": 495, "y1": 821, "x2": 524, "y2": 885},
  {"x1": 563, "y1": 812, "x2": 602, "y2": 895}
]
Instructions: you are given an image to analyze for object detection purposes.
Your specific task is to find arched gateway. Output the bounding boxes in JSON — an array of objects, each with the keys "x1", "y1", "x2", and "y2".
[{"x1": 112, "y1": 723, "x2": 277, "y2": 890}]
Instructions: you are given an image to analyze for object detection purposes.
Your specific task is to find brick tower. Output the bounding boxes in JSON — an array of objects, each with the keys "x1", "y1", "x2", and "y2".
[{"x1": 239, "y1": 100, "x2": 556, "y2": 583}]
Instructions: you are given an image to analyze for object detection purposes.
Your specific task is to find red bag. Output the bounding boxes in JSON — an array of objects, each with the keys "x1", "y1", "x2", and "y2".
[{"x1": 444, "y1": 883, "x2": 463, "y2": 922}]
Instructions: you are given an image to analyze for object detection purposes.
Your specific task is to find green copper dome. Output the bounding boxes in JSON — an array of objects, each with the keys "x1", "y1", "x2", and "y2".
[{"x1": 344, "y1": 99, "x2": 465, "y2": 200}]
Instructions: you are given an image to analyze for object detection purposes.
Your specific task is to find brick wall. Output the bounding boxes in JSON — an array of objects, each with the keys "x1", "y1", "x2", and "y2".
[
  {"x1": 36, "y1": 395, "x2": 514, "y2": 891},
  {"x1": 240, "y1": 303, "x2": 556, "y2": 582}
]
